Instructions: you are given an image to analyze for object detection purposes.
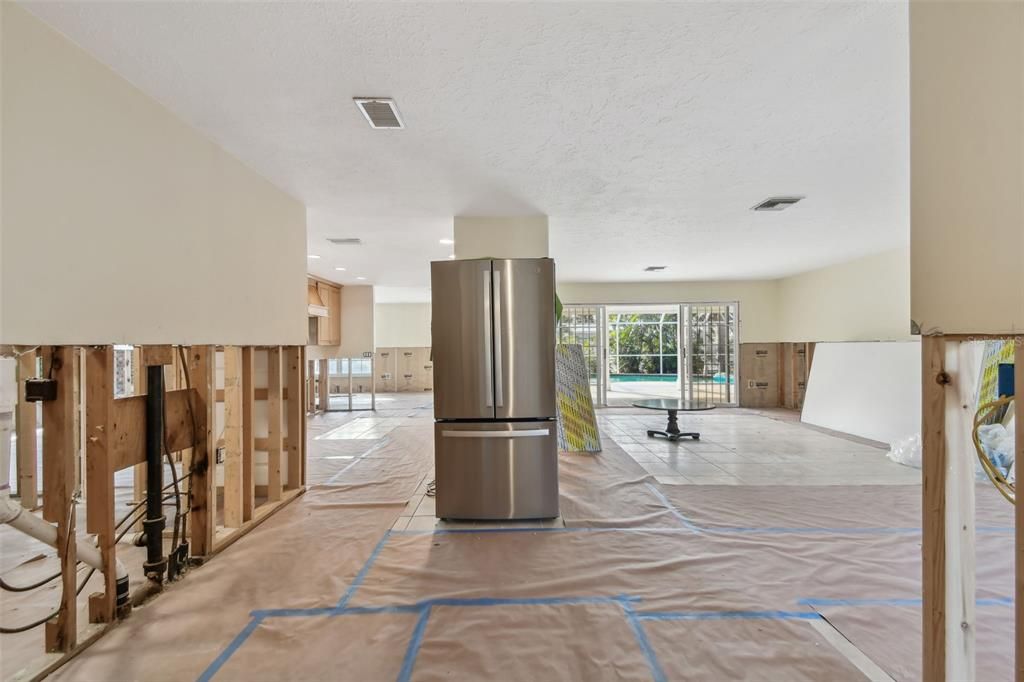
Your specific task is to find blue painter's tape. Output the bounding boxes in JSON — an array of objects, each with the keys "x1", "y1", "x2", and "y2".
[
  {"x1": 197, "y1": 614, "x2": 265, "y2": 682},
  {"x1": 637, "y1": 610, "x2": 820, "y2": 621},
  {"x1": 644, "y1": 483, "x2": 702, "y2": 533},
  {"x1": 396, "y1": 606, "x2": 432, "y2": 682},
  {"x1": 621, "y1": 600, "x2": 668, "y2": 682},
  {"x1": 799, "y1": 596, "x2": 1014, "y2": 608},
  {"x1": 337, "y1": 529, "x2": 392, "y2": 608}
]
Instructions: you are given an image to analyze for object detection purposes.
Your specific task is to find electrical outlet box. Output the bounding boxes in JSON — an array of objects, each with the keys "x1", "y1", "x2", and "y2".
[{"x1": 24, "y1": 378, "x2": 57, "y2": 402}]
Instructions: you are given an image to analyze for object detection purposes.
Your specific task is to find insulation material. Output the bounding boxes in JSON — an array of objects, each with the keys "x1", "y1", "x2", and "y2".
[
  {"x1": 41, "y1": 411, "x2": 1014, "y2": 682},
  {"x1": 555, "y1": 344, "x2": 601, "y2": 452},
  {"x1": 801, "y1": 341, "x2": 921, "y2": 444}
]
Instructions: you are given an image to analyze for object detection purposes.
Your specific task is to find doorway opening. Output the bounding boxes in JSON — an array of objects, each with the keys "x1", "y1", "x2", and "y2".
[{"x1": 558, "y1": 302, "x2": 739, "y2": 408}]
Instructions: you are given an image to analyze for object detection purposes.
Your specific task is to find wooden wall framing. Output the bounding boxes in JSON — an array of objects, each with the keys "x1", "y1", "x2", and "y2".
[
  {"x1": 6, "y1": 343, "x2": 307, "y2": 677},
  {"x1": 920, "y1": 334, "x2": 1023, "y2": 681}
]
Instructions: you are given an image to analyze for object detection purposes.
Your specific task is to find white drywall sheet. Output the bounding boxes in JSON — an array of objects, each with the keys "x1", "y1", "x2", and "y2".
[{"x1": 801, "y1": 340, "x2": 921, "y2": 445}]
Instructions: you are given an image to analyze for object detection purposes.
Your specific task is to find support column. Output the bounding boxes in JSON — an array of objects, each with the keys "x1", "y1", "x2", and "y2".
[{"x1": 453, "y1": 216, "x2": 549, "y2": 259}]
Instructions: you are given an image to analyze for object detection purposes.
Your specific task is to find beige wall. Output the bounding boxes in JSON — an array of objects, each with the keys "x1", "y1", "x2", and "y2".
[
  {"x1": 454, "y1": 216, "x2": 549, "y2": 259},
  {"x1": 561, "y1": 247, "x2": 910, "y2": 343},
  {"x1": 909, "y1": 0, "x2": 1024, "y2": 335},
  {"x1": 1, "y1": 5, "x2": 307, "y2": 345},
  {"x1": 375, "y1": 303, "x2": 432, "y2": 348},
  {"x1": 557, "y1": 280, "x2": 780, "y2": 343},
  {"x1": 776, "y1": 247, "x2": 911, "y2": 342},
  {"x1": 339, "y1": 285, "x2": 375, "y2": 357}
]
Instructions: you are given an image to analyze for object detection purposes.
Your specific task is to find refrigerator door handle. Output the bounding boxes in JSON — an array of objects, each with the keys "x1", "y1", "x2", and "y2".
[
  {"x1": 483, "y1": 269, "x2": 493, "y2": 408},
  {"x1": 493, "y1": 270, "x2": 504, "y2": 407},
  {"x1": 442, "y1": 429, "x2": 550, "y2": 439}
]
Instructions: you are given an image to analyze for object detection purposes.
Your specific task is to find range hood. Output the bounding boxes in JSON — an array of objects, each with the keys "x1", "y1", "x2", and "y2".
[{"x1": 307, "y1": 283, "x2": 328, "y2": 318}]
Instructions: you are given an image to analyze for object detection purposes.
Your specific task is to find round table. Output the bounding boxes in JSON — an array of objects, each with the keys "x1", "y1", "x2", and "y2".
[{"x1": 632, "y1": 399, "x2": 716, "y2": 441}]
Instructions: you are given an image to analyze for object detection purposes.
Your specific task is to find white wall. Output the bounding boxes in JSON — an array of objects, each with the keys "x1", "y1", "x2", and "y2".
[
  {"x1": 801, "y1": 341, "x2": 921, "y2": 445},
  {"x1": 909, "y1": 1, "x2": 1024, "y2": 335},
  {"x1": 1, "y1": 5, "x2": 307, "y2": 345},
  {"x1": 776, "y1": 247, "x2": 911, "y2": 342},
  {"x1": 557, "y1": 280, "x2": 780, "y2": 343},
  {"x1": 375, "y1": 303, "x2": 432, "y2": 348}
]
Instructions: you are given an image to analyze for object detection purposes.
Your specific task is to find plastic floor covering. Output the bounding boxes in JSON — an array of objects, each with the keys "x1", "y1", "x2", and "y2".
[{"x1": 33, "y1": 410, "x2": 1014, "y2": 682}]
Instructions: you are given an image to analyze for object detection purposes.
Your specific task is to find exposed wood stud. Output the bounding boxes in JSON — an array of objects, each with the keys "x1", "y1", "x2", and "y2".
[
  {"x1": 286, "y1": 347, "x2": 304, "y2": 490},
  {"x1": 1015, "y1": 340, "x2": 1023, "y2": 682},
  {"x1": 222, "y1": 347, "x2": 243, "y2": 528},
  {"x1": 301, "y1": 347, "x2": 308, "y2": 485},
  {"x1": 241, "y1": 347, "x2": 255, "y2": 522},
  {"x1": 922, "y1": 335, "x2": 946, "y2": 681},
  {"x1": 943, "y1": 342, "x2": 975, "y2": 681},
  {"x1": 16, "y1": 350, "x2": 38, "y2": 509},
  {"x1": 188, "y1": 346, "x2": 216, "y2": 557},
  {"x1": 306, "y1": 360, "x2": 316, "y2": 413},
  {"x1": 41, "y1": 346, "x2": 77, "y2": 652},
  {"x1": 318, "y1": 358, "x2": 329, "y2": 412},
  {"x1": 266, "y1": 347, "x2": 283, "y2": 502},
  {"x1": 132, "y1": 347, "x2": 147, "y2": 534},
  {"x1": 85, "y1": 346, "x2": 117, "y2": 624},
  {"x1": 141, "y1": 345, "x2": 174, "y2": 366}
]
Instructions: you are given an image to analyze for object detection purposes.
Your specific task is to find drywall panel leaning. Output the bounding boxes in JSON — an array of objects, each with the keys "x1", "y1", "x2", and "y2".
[{"x1": 801, "y1": 341, "x2": 921, "y2": 444}]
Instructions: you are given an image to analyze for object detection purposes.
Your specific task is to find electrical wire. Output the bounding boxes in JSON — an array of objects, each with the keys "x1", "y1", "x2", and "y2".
[
  {"x1": 0, "y1": 474, "x2": 188, "y2": 594},
  {"x1": 0, "y1": 496, "x2": 76, "y2": 634},
  {"x1": 972, "y1": 395, "x2": 1016, "y2": 505}
]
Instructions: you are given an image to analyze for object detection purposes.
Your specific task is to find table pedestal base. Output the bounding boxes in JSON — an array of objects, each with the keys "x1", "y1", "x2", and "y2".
[{"x1": 646, "y1": 409, "x2": 700, "y2": 441}]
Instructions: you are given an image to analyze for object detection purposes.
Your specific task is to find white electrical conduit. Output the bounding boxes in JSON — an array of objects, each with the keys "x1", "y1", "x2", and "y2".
[{"x1": 0, "y1": 410, "x2": 129, "y2": 588}]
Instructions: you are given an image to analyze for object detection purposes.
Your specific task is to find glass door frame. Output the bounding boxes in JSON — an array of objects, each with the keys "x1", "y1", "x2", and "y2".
[{"x1": 678, "y1": 301, "x2": 740, "y2": 406}]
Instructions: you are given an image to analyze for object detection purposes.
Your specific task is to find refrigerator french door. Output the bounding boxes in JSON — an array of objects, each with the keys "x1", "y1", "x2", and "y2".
[{"x1": 431, "y1": 258, "x2": 558, "y2": 520}]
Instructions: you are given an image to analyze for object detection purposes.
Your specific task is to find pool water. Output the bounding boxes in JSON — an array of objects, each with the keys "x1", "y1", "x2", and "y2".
[{"x1": 610, "y1": 374, "x2": 735, "y2": 384}]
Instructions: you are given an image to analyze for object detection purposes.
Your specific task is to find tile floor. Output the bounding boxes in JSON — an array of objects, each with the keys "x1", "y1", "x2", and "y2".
[
  {"x1": 601, "y1": 410, "x2": 919, "y2": 486},
  {"x1": 387, "y1": 403, "x2": 919, "y2": 532}
]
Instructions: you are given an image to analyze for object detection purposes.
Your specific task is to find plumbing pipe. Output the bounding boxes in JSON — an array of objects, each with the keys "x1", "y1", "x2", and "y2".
[
  {"x1": 0, "y1": 368, "x2": 128, "y2": 607},
  {"x1": 143, "y1": 364, "x2": 166, "y2": 583}
]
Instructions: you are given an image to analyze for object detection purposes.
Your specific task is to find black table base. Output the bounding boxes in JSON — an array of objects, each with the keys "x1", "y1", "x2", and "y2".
[{"x1": 646, "y1": 409, "x2": 700, "y2": 441}]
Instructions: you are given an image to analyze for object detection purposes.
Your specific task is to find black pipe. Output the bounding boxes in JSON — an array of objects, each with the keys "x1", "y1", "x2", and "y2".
[{"x1": 143, "y1": 365, "x2": 167, "y2": 583}]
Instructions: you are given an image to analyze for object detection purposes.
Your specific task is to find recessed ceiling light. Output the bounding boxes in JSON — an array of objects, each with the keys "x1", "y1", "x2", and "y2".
[
  {"x1": 335, "y1": 267, "x2": 346, "y2": 271},
  {"x1": 439, "y1": 238, "x2": 454, "y2": 245},
  {"x1": 356, "y1": 276, "x2": 366, "y2": 280},
  {"x1": 752, "y1": 196, "x2": 804, "y2": 211},
  {"x1": 308, "y1": 254, "x2": 321, "y2": 259},
  {"x1": 353, "y1": 98, "x2": 404, "y2": 129}
]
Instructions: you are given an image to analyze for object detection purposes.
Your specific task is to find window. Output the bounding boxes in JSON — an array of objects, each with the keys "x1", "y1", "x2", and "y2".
[
  {"x1": 328, "y1": 358, "x2": 372, "y2": 376},
  {"x1": 607, "y1": 312, "x2": 679, "y2": 376}
]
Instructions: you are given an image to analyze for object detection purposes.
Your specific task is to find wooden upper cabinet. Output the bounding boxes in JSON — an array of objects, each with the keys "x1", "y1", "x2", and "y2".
[{"x1": 312, "y1": 281, "x2": 341, "y2": 346}]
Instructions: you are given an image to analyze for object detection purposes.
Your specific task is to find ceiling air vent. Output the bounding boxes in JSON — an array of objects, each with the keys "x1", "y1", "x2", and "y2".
[
  {"x1": 644, "y1": 266, "x2": 667, "y2": 272},
  {"x1": 752, "y1": 196, "x2": 804, "y2": 211},
  {"x1": 327, "y1": 238, "x2": 363, "y2": 246},
  {"x1": 354, "y1": 98, "x2": 404, "y2": 129}
]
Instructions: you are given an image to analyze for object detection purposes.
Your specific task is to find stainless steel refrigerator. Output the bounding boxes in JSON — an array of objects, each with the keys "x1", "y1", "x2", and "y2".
[{"x1": 431, "y1": 257, "x2": 558, "y2": 520}]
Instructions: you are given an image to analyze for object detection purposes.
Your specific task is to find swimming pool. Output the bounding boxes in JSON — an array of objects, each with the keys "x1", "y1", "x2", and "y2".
[{"x1": 610, "y1": 374, "x2": 735, "y2": 384}]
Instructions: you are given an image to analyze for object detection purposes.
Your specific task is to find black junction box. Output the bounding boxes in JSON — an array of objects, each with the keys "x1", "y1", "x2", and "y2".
[{"x1": 24, "y1": 378, "x2": 58, "y2": 402}]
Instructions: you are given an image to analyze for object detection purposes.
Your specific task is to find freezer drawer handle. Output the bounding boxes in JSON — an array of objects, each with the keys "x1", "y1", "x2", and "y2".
[{"x1": 442, "y1": 429, "x2": 550, "y2": 439}]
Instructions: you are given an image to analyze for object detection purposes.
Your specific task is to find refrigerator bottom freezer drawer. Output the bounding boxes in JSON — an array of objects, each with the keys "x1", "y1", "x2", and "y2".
[{"x1": 434, "y1": 421, "x2": 559, "y2": 520}]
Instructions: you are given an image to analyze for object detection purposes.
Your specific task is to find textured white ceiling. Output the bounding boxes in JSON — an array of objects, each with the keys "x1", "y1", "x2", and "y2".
[{"x1": 24, "y1": 1, "x2": 909, "y2": 299}]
